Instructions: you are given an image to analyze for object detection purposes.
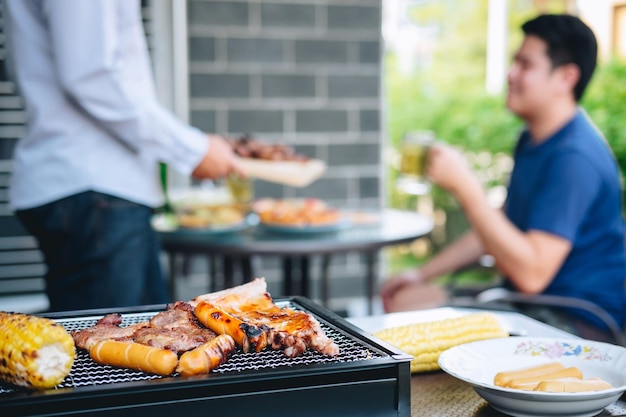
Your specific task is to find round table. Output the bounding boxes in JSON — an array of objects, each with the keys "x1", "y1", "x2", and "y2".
[{"x1": 158, "y1": 209, "x2": 433, "y2": 313}]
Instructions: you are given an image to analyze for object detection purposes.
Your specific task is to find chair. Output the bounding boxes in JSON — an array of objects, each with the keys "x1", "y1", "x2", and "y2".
[
  {"x1": 473, "y1": 287, "x2": 626, "y2": 346},
  {"x1": 445, "y1": 254, "x2": 626, "y2": 347}
]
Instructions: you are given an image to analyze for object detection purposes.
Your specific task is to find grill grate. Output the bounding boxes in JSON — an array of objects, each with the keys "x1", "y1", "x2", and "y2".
[{"x1": 0, "y1": 302, "x2": 384, "y2": 396}]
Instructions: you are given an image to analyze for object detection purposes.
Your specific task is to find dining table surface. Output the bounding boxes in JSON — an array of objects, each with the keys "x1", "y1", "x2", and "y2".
[
  {"x1": 158, "y1": 208, "x2": 434, "y2": 313},
  {"x1": 348, "y1": 307, "x2": 626, "y2": 417}
]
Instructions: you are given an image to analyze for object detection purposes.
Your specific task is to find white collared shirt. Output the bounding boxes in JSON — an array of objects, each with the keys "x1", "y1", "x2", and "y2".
[{"x1": 4, "y1": 0, "x2": 208, "y2": 209}]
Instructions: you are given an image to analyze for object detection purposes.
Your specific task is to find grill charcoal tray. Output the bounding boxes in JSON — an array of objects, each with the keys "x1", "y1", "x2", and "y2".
[{"x1": 1, "y1": 297, "x2": 411, "y2": 417}]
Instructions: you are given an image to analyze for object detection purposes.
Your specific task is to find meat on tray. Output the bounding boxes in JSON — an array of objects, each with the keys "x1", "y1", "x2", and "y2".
[
  {"x1": 228, "y1": 135, "x2": 309, "y2": 161},
  {"x1": 133, "y1": 301, "x2": 217, "y2": 354},
  {"x1": 71, "y1": 302, "x2": 233, "y2": 376},
  {"x1": 70, "y1": 278, "x2": 338, "y2": 377},
  {"x1": 71, "y1": 313, "x2": 149, "y2": 351},
  {"x1": 71, "y1": 301, "x2": 216, "y2": 354},
  {"x1": 190, "y1": 278, "x2": 339, "y2": 358}
]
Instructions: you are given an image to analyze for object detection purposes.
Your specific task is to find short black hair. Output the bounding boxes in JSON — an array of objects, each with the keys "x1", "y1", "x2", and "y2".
[{"x1": 522, "y1": 14, "x2": 597, "y2": 101}]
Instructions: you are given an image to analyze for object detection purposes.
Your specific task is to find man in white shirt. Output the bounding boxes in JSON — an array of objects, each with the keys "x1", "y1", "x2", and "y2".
[{"x1": 4, "y1": 0, "x2": 243, "y2": 311}]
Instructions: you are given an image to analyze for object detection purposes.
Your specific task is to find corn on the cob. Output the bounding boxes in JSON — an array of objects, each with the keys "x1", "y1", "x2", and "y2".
[
  {"x1": 374, "y1": 312, "x2": 508, "y2": 373},
  {"x1": 0, "y1": 312, "x2": 76, "y2": 389}
]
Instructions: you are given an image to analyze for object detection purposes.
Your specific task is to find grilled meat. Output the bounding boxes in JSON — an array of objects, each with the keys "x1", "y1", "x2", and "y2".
[
  {"x1": 176, "y1": 334, "x2": 237, "y2": 376},
  {"x1": 71, "y1": 302, "x2": 216, "y2": 354},
  {"x1": 133, "y1": 302, "x2": 216, "y2": 353},
  {"x1": 192, "y1": 278, "x2": 339, "y2": 357},
  {"x1": 71, "y1": 314, "x2": 148, "y2": 351},
  {"x1": 229, "y1": 135, "x2": 309, "y2": 161}
]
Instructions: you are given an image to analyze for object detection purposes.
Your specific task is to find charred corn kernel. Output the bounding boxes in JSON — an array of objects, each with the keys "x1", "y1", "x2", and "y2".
[
  {"x1": 374, "y1": 312, "x2": 508, "y2": 373},
  {"x1": 0, "y1": 312, "x2": 76, "y2": 389}
]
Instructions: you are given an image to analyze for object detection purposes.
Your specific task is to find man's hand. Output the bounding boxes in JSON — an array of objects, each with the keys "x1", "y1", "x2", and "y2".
[
  {"x1": 192, "y1": 135, "x2": 245, "y2": 179},
  {"x1": 380, "y1": 269, "x2": 422, "y2": 312},
  {"x1": 428, "y1": 144, "x2": 482, "y2": 199},
  {"x1": 381, "y1": 269, "x2": 448, "y2": 313}
]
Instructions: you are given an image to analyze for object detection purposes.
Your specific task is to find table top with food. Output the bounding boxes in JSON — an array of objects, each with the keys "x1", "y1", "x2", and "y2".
[
  {"x1": 0, "y1": 279, "x2": 413, "y2": 417},
  {"x1": 156, "y1": 134, "x2": 434, "y2": 255},
  {"x1": 2, "y1": 284, "x2": 625, "y2": 417},
  {"x1": 156, "y1": 202, "x2": 434, "y2": 256},
  {"x1": 350, "y1": 308, "x2": 626, "y2": 417}
]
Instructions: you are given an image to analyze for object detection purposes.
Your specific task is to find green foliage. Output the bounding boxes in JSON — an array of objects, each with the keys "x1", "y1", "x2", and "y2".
[
  {"x1": 386, "y1": 58, "x2": 626, "y2": 209},
  {"x1": 383, "y1": 0, "x2": 625, "y2": 281},
  {"x1": 386, "y1": 67, "x2": 522, "y2": 153},
  {"x1": 384, "y1": 53, "x2": 522, "y2": 208}
]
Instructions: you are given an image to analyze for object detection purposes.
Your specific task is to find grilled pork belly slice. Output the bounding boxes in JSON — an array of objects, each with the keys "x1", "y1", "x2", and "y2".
[
  {"x1": 133, "y1": 302, "x2": 217, "y2": 354},
  {"x1": 71, "y1": 314, "x2": 149, "y2": 351},
  {"x1": 192, "y1": 278, "x2": 339, "y2": 357},
  {"x1": 71, "y1": 302, "x2": 217, "y2": 354}
]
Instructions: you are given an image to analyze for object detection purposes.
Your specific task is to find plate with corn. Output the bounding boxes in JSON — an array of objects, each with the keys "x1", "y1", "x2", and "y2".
[
  {"x1": 438, "y1": 337, "x2": 626, "y2": 417},
  {"x1": 371, "y1": 311, "x2": 509, "y2": 373}
]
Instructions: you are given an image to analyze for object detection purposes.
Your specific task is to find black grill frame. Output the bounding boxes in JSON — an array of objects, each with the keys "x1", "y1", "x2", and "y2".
[{"x1": 1, "y1": 297, "x2": 412, "y2": 417}]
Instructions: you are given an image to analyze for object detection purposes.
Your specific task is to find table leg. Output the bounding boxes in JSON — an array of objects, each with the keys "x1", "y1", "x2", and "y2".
[
  {"x1": 300, "y1": 256, "x2": 310, "y2": 298},
  {"x1": 321, "y1": 255, "x2": 331, "y2": 307},
  {"x1": 241, "y1": 256, "x2": 253, "y2": 282},
  {"x1": 208, "y1": 255, "x2": 216, "y2": 292},
  {"x1": 282, "y1": 257, "x2": 293, "y2": 296},
  {"x1": 365, "y1": 251, "x2": 378, "y2": 315},
  {"x1": 167, "y1": 251, "x2": 178, "y2": 301},
  {"x1": 282, "y1": 257, "x2": 311, "y2": 297},
  {"x1": 181, "y1": 254, "x2": 192, "y2": 276},
  {"x1": 223, "y1": 256, "x2": 234, "y2": 289}
]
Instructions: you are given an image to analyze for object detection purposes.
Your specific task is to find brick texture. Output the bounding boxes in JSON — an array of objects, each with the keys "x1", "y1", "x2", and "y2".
[
  {"x1": 187, "y1": 0, "x2": 383, "y2": 300},
  {"x1": 188, "y1": 0, "x2": 382, "y2": 187}
]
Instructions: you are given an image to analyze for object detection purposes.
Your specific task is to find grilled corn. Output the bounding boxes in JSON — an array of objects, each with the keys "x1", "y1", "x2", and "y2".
[
  {"x1": 0, "y1": 312, "x2": 76, "y2": 389},
  {"x1": 374, "y1": 312, "x2": 508, "y2": 373}
]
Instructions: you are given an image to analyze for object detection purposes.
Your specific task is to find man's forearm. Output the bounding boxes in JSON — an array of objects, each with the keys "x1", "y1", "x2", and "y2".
[
  {"x1": 420, "y1": 231, "x2": 485, "y2": 280},
  {"x1": 454, "y1": 181, "x2": 546, "y2": 290}
]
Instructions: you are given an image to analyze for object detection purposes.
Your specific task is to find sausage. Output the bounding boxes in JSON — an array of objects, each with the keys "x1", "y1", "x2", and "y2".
[
  {"x1": 507, "y1": 367, "x2": 583, "y2": 390},
  {"x1": 494, "y1": 362, "x2": 565, "y2": 387},
  {"x1": 194, "y1": 301, "x2": 267, "y2": 353},
  {"x1": 535, "y1": 377, "x2": 613, "y2": 392},
  {"x1": 176, "y1": 334, "x2": 237, "y2": 376},
  {"x1": 90, "y1": 340, "x2": 178, "y2": 376}
]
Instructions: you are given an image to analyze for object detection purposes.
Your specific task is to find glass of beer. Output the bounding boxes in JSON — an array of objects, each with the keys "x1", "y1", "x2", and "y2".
[
  {"x1": 226, "y1": 174, "x2": 254, "y2": 211},
  {"x1": 396, "y1": 131, "x2": 435, "y2": 195}
]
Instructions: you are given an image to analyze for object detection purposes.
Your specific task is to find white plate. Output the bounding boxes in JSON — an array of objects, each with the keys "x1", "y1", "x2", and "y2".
[
  {"x1": 152, "y1": 213, "x2": 252, "y2": 235},
  {"x1": 438, "y1": 337, "x2": 626, "y2": 417},
  {"x1": 176, "y1": 219, "x2": 250, "y2": 235}
]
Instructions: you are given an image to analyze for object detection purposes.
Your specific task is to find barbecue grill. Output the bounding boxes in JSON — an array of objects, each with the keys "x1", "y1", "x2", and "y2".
[{"x1": 1, "y1": 297, "x2": 412, "y2": 417}]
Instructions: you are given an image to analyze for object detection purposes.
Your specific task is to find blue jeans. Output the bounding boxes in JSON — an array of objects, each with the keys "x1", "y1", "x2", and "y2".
[{"x1": 16, "y1": 191, "x2": 170, "y2": 311}]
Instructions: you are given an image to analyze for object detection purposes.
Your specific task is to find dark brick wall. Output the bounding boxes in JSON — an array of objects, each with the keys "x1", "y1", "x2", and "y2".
[
  {"x1": 174, "y1": 1, "x2": 384, "y2": 309},
  {"x1": 187, "y1": 0, "x2": 383, "y2": 208}
]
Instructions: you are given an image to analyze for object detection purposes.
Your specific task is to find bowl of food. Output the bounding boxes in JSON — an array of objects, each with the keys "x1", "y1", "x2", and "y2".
[
  {"x1": 169, "y1": 186, "x2": 249, "y2": 233},
  {"x1": 438, "y1": 337, "x2": 626, "y2": 417},
  {"x1": 252, "y1": 198, "x2": 349, "y2": 233}
]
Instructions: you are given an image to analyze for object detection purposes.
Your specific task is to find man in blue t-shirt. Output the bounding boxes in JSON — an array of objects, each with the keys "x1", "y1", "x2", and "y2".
[{"x1": 381, "y1": 14, "x2": 626, "y2": 337}]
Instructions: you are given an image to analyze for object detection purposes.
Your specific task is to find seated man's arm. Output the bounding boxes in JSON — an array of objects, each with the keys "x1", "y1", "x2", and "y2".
[
  {"x1": 428, "y1": 145, "x2": 573, "y2": 294},
  {"x1": 381, "y1": 230, "x2": 484, "y2": 311}
]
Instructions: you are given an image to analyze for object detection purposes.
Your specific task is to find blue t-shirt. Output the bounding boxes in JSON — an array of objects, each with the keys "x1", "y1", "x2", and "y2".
[{"x1": 505, "y1": 110, "x2": 626, "y2": 328}]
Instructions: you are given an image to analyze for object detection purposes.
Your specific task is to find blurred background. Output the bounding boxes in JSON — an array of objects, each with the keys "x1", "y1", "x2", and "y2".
[{"x1": 0, "y1": 0, "x2": 624, "y2": 316}]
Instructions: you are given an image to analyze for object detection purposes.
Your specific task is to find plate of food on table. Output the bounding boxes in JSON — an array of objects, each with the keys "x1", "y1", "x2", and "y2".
[
  {"x1": 152, "y1": 186, "x2": 252, "y2": 234},
  {"x1": 437, "y1": 336, "x2": 626, "y2": 417},
  {"x1": 252, "y1": 197, "x2": 351, "y2": 234},
  {"x1": 367, "y1": 309, "x2": 626, "y2": 417}
]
